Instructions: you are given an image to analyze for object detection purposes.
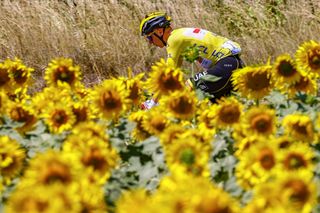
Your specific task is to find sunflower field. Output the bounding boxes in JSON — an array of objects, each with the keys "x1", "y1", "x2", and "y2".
[{"x1": 0, "y1": 39, "x2": 320, "y2": 212}]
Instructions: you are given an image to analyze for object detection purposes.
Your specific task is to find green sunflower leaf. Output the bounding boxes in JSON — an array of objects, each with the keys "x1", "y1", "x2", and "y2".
[{"x1": 200, "y1": 74, "x2": 222, "y2": 83}]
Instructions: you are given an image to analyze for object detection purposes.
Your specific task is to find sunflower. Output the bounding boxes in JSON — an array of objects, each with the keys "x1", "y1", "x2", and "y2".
[
  {"x1": 156, "y1": 173, "x2": 241, "y2": 213},
  {"x1": 275, "y1": 171, "x2": 317, "y2": 213},
  {"x1": 5, "y1": 183, "x2": 81, "y2": 213},
  {"x1": 6, "y1": 100, "x2": 37, "y2": 134},
  {"x1": 71, "y1": 100, "x2": 96, "y2": 125},
  {"x1": 21, "y1": 150, "x2": 79, "y2": 187},
  {"x1": 180, "y1": 128, "x2": 214, "y2": 152},
  {"x1": 160, "y1": 90, "x2": 197, "y2": 120},
  {"x1": 277, "y1": 142, "x2": 315, "y2": 175},
  {"x1": 231, "y1": 123, "x2": 247, "y2": 142},
  {"x1": 78, "y1": 139, "x2": 119, "y2": 183},
  {"x1": 145, "y1": 58, "x2": 185, "y2": 98},
  {"x1": 142, "y1": 108, "x2": 170, "y2": 136},
  {"x1": 242, "y1": 105, "x2": 277, "y2": 137},
  {"x1": 90, "y1": 79, "x2": 130, "y2": 120},
  {"x1": 234, "y1": 134, "x2": 262, "y2": 158},
  {"x1": 4, "y1": 58, "x2": 34, "y2": 90},
  {"x1": 63, "y1": 131, "x2": 119, "y2": 185},
  {"x1": 164, "y1": 135, "x2": 211, "y2": 177},
  {"x1": 286, "y1": 73, "x2": 317, "y2": 98},
  {"x1": 272, "y1": 54, "x2": 301, "y2": 89},
  {"x1": 232, "y1": 64, "x2": 273, "y2": 100},
  {"x1": 187, "y1": 184, "x2": 241, "y2": 213},
  {"x1": 69, "y1": 121, "x2": 109, "y2": 142},
  {"x1": 235, "y1": 139, "x2": 278, "y2": 189},
  {"x1": 244, "y1": 182, "x2": 289, "y2": 213},
  {"x1": 31, "y1": 85, "x2": 73, "y2": 114},
  {"x1": 159, "y1": 123, "x2": 185, "y2": 146},
  {"x1": 41, "y1": 101, "x2": 76, "y2": 134},
  {"x1": 128, "y1": 110, "x2": 152, "y2": 141},
  {"x1": 0, "y1": 90, "x2": 9, "y2": 114},
  {"x1": 0, "y1": 62, "x2": 12, "y2": 91},
  {"x1": 115, "y1": 189, "x2": 152, "y2": 213},
  {"x1": 213, "y1": 96, "x2": 243, "y2": 129},
  {"x1": 62, "y1": 126, "x2": 119, "y2": 184},
  {"x1": 0, "y1": 136, "x2": 25, "y2": 180},
  {"x1": 197, "y1": 106, "x2": 216, "y2": 130},
  {"x1": 75, "y1": 178, "x2": 107, "y2": 213},
  {"x1": 282, "y1": 114, "x2": 315, "y2": 143},
  {"x1": 124, "y1": 73, "x2": 145, "y2": 107},
  {"x1": 44, "y1": 58, "x2": 82, "y2": 88},
  {"x1": 6, "y1": 86, "x2": 30, "y2": 103},
  {"x1": 274, "y1": 135, "x2": 295, "y2": 149},
  {"x1": 295, "y1": 40, "x2": 320, "y2": 77}
]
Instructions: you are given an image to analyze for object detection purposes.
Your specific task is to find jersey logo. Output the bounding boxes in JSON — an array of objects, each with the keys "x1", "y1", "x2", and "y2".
[
  {"x1": 184, "y1": 28, "x2": 206, "y2": 40},
  {"x1": 193, "y1": 28, "x2": 201, "y2": 33}
]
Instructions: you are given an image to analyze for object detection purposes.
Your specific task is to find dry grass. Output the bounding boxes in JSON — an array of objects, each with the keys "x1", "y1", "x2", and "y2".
[{"x1": 0, "y1": 0, "x2": 319, "y2": 89}]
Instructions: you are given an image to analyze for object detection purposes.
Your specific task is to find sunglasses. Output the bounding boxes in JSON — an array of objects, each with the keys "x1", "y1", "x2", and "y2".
[{"x1": 146, "y1": 32, "x2": 155, "y2": 43}]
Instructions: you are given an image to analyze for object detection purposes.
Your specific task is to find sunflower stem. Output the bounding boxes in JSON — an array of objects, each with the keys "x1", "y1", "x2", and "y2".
[{"x1": 255, "y1": 99, "x2": 260, "y2": 106}]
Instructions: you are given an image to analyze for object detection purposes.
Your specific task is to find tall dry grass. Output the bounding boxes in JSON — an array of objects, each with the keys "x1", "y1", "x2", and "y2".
[{"x1": 0, "y1": 0, "x2": 319, "y2": 89}]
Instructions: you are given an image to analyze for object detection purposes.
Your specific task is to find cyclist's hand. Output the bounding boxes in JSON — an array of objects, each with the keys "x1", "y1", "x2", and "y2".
[{"x1": 140, "y1": 99, "x2": 158, "y2": 110}]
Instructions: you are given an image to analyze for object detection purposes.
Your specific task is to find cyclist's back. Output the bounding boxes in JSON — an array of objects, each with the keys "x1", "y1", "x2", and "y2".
[{"x1": 167, "y1": 27, "x2": 241, "y2": 69}]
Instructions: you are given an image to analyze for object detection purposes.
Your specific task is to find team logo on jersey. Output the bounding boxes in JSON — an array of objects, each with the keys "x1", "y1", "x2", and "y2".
[
  {"x1": 184, "y1": 28, "x2": 206, "y2": 39},
  {"x1": 193, "y1": 71, "x2": 208, "y2": 82},
  {"x1": 193, "y1": 28, "x2": 201, "y2": 33}
]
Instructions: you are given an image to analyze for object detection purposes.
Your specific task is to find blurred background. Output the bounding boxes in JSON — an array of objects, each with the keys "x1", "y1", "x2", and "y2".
[{"x1": 0, "y1": 0, "x2": 319, "y2": 89}]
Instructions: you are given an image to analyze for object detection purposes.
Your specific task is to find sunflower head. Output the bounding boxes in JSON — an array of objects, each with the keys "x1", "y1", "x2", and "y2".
[
  {"x1": 41, "y1": 101, "x2": 76, "y2": 134},
  {"x1": 160, "y1": 90, "x2": 197, "y2": 120},
  {"x1": 274, "y1": 135, "x2": 294, "y2": 149},
  {"x1": 125, "y1": 73, "x2": 145, "y2": 107},
  {"x1": 197, "y1": 106, "x2": 216, "y2": 130},
  {"x1": 282, "y1": 114, "x2": 315, "y2": 143},
  {"x1": 31, "y1": 85, "x2": 73, "y2": 114},
  {"x1": 276, "y1": 171, "x2": 317, "y2": 212},
  {"x1": 142, "y1": 108, "x2": 170, "y2": 135},
  {"x1": 64, "y1": 132, "x2": 119, "y2": 184},
  {"x1": 145, "y1": 58, "x2": 185, "y2": 98},
  {"x1": 295, "y1": 40, "x2": 320, "y2": 77},
  {"x1": 6, "y1": 100, "x2": 38, "y2": 134},
  {"x1": 243, "y1": 105, "x2": 277, "y2": 137},
  {"x1": 164, "y1": 136, "x2": 211, "y2": 177},
  {"x1": 128, "y1": 110, "x2": 152, "y2": 141},
  {"x1": 71, "y1": 100, "x2": 95, "y2": 125},
  {"x1": 4, "y1": 58, "x2": 34, "y2": 89},
  {"x1": 22, "y1": 150, "x2": 79, "y2": 187},
  {"x1": 232, "y1": 64, "x2": 273, "y2": 100},
  {"x1": 235, "y1": 139, "x2": 278, "y2": 189},
  {"x1": 0, "y1": 136, "x2": 26, "y2": 179},
  {"x1": 44, "y1": 58, "x2": 82, "y2": 88},
  {"x1": 115, "y1": 189, "x2": 151, "y2": 213},
  {"x1": 287, "y1": 73, "x2": 317, "y2": 98},
  {"x1": 5, "y1": 184, "x2": 81, "y2": 213},
  {"x1": 272, "y1": 54, "x2": 301, "y2": 90},
  {"x1": 279, "y1": 142, "x2": 315, "y2": 174},
  {"x1": 159, "y1": 123, "x2": 185, "y2": 146},
  {"x1": 70, "y1": 121, "x2": 109, "y2": 142},
  {"x1": 214, "y1": 96, "x2": 243, "y2": 129},
  {"x1": 90, "y1": 79, "x2": 130, "y2": 120},
  {"x1": 0, "y1": 62, "x2": 12, "y2": 91}
]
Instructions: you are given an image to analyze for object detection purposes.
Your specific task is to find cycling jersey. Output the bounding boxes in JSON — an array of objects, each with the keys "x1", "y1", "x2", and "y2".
[{"x1": 166, "y1": 28, "x2": 241, "y2": 69}]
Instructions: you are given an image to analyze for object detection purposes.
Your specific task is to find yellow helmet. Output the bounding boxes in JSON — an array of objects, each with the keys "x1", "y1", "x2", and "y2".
[{"x1": 139, "y1": 12, "x2": 171, "y2": 36}]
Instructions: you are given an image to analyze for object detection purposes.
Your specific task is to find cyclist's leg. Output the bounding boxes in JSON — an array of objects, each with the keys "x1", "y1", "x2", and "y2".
[{"x1": 194, "y1": 55, "x2": 242, "y2": 103}]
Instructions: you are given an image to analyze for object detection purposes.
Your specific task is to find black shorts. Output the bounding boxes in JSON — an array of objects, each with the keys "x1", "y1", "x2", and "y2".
[{"x1": 191, "y1": 55, "x2": 245, "y2": 103}]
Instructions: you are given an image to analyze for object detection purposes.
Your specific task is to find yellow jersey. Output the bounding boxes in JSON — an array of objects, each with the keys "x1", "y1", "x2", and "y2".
[{"x1": 166, "y1": 28, "x2": 241, "y2": 69}]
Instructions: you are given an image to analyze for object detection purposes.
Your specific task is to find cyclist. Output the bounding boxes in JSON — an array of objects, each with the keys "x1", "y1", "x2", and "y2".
[{"x1": 140, "y1": 12, "x2": 245, "y2": 108}]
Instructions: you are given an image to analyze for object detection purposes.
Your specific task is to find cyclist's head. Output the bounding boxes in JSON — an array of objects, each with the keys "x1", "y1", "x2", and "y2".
[{"x1": 139, "y1": 12, "x2": 171, "y2": 36}]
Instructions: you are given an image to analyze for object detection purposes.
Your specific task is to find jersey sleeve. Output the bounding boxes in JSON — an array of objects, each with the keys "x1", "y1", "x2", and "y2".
[{"x1": 166, "y1": 36, "x2": 183, "y2": 68}]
